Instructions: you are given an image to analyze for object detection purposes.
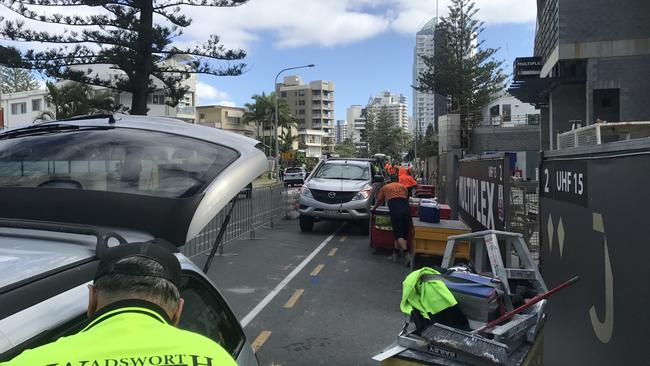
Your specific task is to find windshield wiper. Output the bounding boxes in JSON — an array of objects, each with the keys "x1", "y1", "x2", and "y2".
[{"x1": 0, "y1": 124, "x2": 114, "y2": 140}]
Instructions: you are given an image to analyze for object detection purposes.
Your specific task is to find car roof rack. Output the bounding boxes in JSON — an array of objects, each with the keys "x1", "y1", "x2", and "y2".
[
  {"x1": 0, "y1": 218, "x2": 127, "y2": 258},
  {"x1": 61, "y1": 113, "x2": 116, "y2": 124}
]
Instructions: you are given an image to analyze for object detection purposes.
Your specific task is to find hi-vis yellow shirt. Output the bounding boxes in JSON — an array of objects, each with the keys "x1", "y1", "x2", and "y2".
[{"x1": 2, "y1": 300, "x2": 237, "y2": 366}]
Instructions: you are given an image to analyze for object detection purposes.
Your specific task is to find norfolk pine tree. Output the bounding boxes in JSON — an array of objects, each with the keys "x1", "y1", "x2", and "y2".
[
  {"x1": 0, "y1": 0, "x2": 248, "y2": 114},
  {"x1": 417, "y1": 0, "x2": 507, "y2": 145},
  {"x1": 0, "y1": 66, "x2": 39, "y2": 92}
]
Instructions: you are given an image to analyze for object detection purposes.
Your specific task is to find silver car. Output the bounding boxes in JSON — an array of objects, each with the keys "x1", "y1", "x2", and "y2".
[
  {"x1": 298, "y1": 158, "x2": 384, "y2": 234},
  {"x1": 0, "y1": 114, "x2": 268, "y2": 365},
  {"x1": 283, "y1": 167, "x2": 307, "y2": 187}
]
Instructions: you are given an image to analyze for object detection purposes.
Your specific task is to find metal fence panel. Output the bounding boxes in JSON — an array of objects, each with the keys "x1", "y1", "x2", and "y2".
[
  {"x1": 182, "y1": 184, "x2": 283, "y2": 258},
  {"x1": 507, "y1": 180, "x2": 539, "y2": 261}
]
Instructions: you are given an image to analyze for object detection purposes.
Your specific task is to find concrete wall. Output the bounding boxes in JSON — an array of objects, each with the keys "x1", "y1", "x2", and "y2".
[
  {"x1": 549, "y1": 83, "x2": 586, "y2": 149},
  {"x1": 560, "y1": 0, "x2": 650, "y2": 44},
  {"x1": 586, "y1": 54, "x2": 650, "y2": 123},
  {"x1": 471, "y1": 125, "x2": 541, "y2": 153}
]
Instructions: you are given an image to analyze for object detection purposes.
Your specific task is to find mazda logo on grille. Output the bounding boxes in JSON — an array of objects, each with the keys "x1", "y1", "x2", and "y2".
[{"x1": 328, "y1": 192, "x2": 336, "y2": 198}]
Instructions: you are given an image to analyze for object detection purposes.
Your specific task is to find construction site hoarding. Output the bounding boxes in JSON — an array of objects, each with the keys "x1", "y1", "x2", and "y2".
[
  {"x1": 457, "y1": 155, "x2": 509, "y2": 231},
  {"x1": 539, "y1": 139, "x2": 650, "y2": 365}
]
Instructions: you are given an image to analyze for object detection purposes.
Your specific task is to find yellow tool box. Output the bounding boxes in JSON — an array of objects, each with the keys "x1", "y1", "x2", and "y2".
[{"x1": 411, "y1": 218, "x2": 471, "y2": 269}]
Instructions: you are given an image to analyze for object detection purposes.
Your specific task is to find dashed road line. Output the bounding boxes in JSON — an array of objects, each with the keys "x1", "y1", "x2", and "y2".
[
  {"x1": 283, "y1": 289, "x2": 305, "y2": 308},
  {"x1": 328, "y1": 247, "x2": 338, "y2": 256},
  {"x1": 339, "y1": 235, "x2": 348, "y2": 242},
  {"x1": 251, "y1": 330, "x2": 272, "y2": 352},
  {"x1": 310, "y1": 264, "x2": 325, "y2": 276},
  {"x1": 240, "y1": 226, "x2": 341, "y2": 327}
]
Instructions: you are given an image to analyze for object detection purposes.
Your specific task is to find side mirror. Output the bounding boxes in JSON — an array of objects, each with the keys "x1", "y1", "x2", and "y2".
[{"x1": 372, "y1": 175, "x2": 384, "y2": 183}]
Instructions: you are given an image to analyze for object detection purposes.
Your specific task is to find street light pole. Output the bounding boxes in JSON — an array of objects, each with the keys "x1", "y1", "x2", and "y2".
[{"x1": 274, "y1": 64, "x2": 315, "y2": 180}]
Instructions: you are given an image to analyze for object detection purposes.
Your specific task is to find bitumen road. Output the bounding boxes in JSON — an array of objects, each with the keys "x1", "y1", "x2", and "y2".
[{"x1": 192, "y1": 218, "x2": 411, "y2": 365}]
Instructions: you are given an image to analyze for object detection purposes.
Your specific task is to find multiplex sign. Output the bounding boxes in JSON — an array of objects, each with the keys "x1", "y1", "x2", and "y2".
[
  {"x1": 457, "y1": 156, "x2": 507, "y2": 231},
  {"x1": 540, "y1": 146, "x2": 650, "y2": 365},
  {"x1": 513, "y1": 57, "x2": 542, "y2": 80}
]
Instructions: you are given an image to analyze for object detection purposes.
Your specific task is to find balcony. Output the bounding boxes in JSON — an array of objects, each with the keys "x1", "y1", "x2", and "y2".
[{"x1": 484, "y1": 114, "x2": 541, "y2": 127}]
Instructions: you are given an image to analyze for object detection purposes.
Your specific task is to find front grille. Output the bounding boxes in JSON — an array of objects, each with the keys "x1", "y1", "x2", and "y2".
[{"x1": 310, "y1": 189, "x2": 357, "y2": 204}]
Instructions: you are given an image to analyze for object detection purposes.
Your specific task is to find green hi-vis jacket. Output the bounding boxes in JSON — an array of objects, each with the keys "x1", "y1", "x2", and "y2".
[
  {"x1": 400, "y1": 267, "x2": 457, "y2": 319},
  {"x1": 3, "y1": 299, "x2": 237, "y2": 366}
]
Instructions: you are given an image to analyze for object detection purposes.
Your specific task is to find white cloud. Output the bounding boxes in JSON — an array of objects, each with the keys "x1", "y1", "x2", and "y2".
[
  {"x1": 1, "y1": 0, "x2": 537, "y2": 52},
  {"x1": 196, "y1": 81, "x2": 233, "y2": 106},
  {"x1": 216, "y1": 100, "x2": 237, "y2": 107}
]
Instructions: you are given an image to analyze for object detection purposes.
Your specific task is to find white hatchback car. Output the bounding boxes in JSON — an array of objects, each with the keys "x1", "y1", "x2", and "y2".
[{"x1": 0, "y1": 114, "x2": 268, "y2": 365}]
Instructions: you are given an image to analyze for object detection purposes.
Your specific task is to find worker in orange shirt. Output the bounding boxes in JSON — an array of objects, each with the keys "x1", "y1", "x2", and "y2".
[
  {"x1": 399, "y1": 168, "x2": 418, "y2": 196},
  {"x1": 371, "y1": 174, "x2": 412, "y2": 265}
]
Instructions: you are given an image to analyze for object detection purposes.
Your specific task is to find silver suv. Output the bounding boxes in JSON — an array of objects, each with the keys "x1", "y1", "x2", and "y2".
[
  {"x1": 0, "y1": 114, "x2": 267, "y2": 365},
  {"x1": 298, "y1": 158, "x2": 384, "y2": 234}
]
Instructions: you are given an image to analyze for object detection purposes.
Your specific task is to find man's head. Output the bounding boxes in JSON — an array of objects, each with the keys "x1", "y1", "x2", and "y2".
[
  {"x1": 389, "y1": 174, "x2": 399, "y2": 183},
  {"x1": 88, "y1": 240, "x2": 184, "y2": 325}
]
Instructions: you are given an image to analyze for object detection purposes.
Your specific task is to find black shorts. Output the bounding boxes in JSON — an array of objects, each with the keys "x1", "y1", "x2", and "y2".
[{"x1": 388, "y1": 198, "x2": 412, "y2": 240}]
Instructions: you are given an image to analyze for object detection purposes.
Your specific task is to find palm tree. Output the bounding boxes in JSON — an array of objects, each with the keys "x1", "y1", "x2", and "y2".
[
  {"x1": 36, "y1": 81, "x2": 123, "y2": 121},
  {"x1": 279, "y1": 128, "x2": 297, "y2": 153},
  {"x1": 242, "y1": 92, "x2": 296, "y2": 155}
]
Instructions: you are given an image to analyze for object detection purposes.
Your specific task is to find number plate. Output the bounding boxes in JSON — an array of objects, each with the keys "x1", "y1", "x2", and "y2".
[{"x1": 323, "y1": 210, "x2": 339, "y2": 215}]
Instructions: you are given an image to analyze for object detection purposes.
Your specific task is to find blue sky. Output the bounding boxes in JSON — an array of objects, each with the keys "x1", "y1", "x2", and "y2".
[
  {"x1": 187, "y1": 0, "x2": 539, "y2": 121},
  {"x1": 203, "y1": 20, "x2": 537, "y2": 121}
]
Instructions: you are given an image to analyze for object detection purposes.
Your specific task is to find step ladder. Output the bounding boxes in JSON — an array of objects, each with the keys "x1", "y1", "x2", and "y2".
[{"x1": 441, "y1": 230, "x2": 548, "y2": 311}]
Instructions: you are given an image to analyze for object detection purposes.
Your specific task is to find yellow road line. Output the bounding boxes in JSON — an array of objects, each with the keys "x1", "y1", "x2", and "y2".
[
  {"x1": 328, "y1": 247, "x2": 338, "y2": 256},
  {"x1": 339, "y1": 235, "x2": 347, "y2": 242},
  {"x1": 251, "y1": 330, "x2": 272, "y2": 352},
  {"x1": 310, "y1": 264, "x2": 324, "y2": 276},
  {"x1": 283, "y1": 289, "x2": 305, "y2": 308}
]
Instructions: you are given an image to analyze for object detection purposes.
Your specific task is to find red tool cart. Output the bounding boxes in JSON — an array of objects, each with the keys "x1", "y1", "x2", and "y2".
[
  {"x1": 369, "y1": 206, "x2": 413, "y2": 250},
  {"x1": 414, "y1": 184, "x2": 436, "y2": 198}
]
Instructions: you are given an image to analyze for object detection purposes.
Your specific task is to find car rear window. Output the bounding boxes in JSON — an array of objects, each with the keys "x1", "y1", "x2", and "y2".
[
  {"x1": 0, "y1": 127, "x2": 238, "y2": 198},
  {"x1": 286, "y1": 168, "x2": 302, "y2": 173}
]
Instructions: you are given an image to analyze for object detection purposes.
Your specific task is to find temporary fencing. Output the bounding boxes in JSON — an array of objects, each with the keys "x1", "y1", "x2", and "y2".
[{"x1": 182, "y1": 184, "x2": 283, "y2": 258}]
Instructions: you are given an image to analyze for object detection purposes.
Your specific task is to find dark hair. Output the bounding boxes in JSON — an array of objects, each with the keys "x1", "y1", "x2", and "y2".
[
  {"x1": 94, "y1": 256, "x2": 180, "y2": 313},
  {"x1": 389, "y1": 174, "x2": 399, "y2": 182}
]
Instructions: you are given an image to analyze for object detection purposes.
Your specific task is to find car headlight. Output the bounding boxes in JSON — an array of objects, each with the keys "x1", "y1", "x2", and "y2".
[
  {"x1": 300, "y1": 185, "x2": 313, "y2": 198},
  {"x1": 352, "y1": 187, "x2": 373, "y2": 201}
]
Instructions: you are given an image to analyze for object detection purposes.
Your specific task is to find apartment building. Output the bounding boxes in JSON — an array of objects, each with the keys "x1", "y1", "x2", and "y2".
[
  {"x1": 277, "y1": 75, "x2": 335, "y2": 157},
  {"x1": 196, "y1": 105, "x2": 256, "y2": 138},
  {"x1": 509, "y1": 0, "x2": 650, "y2": 150},
  {"x1": 335, "y1": 120, "x2": 347, "y2": 143},
  {"x1": 345, "y1": 105, "x2": 368, "y2": 152},
  {"x1": 412, "y1": 17, "x2": 447, "y2": 135},
  {"x1": 0, "y1": 89, "x2": 48, "y2": 129},
  {"x1": 367, "y1": 91, "x2": 409, "y2": 132}
]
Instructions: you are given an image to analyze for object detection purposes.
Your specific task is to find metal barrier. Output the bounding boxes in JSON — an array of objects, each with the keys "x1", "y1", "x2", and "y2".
[
  {"x1": 507, "y1": 180, "x2": 539, "y2": 261},
  {"x1": 182, "y1": 184, "x2": 283, "y2": 258}
]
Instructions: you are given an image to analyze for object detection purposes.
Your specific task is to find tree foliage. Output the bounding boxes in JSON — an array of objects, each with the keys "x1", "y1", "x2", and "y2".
[
  {"x1": 0, "y1": 0, "x2": 247, "y2": 114},
  {"x1": 334, "y1": 138, "x2": 356, "y2": 157},
  {"x1": 0, "y1": 66, "x2": 38, "y2": 93},
  {"x1": 366, "y1": 105, "x2": 409, "y2": 159},
  {"x1": 420, "y1": 124, "x2": 439, "y2": 158},
  {"x1": 37, "y1": 81, "x2": 124, "y2": 121},
  {"x1": 417, "y1": 0, "x2": 507, "y2": 127},
  {"x1": 242, "y1": 92, "x2": 296, "y2": 155}
]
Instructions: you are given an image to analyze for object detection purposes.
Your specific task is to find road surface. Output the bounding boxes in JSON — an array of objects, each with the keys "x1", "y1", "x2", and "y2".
[{"x1": 192, "y1": 218, "x2": 410, "y2": 365}]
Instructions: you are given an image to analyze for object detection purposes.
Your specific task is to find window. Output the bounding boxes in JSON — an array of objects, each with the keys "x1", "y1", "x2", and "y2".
[
  {"x1": 199, "y1": 113, "x2": 206, "y2": 119},
  {"x1": 151, "y1": 94, "x2": 165, "y2": 105},
  {"x1": 178, "y1": 274, "x2": 245, "y2": 358},
  {"x1": 298, "y1": 90, "x2": 305, "y2": 97},
  {"x1": 31, "y1": 99, "x2": 42, "y2": 112},
  {"x1": 280, "y1": 91, "x2": 287, "y2": 97},
  {"x1": 10, "y1": 102, "x2": 27, "y2": 115},
  {"x1": 298, "y1": 100, "x2": 305, "y2": 106},
  {"x1": 502, "y1": 104, "x2": 512, "y2": 122},
  {"x1": 298, "y1": 109, "x2": 305, "y2": 115},
  {"x1": 0, "y1": 128, "x2": 238, "y2": 199}
]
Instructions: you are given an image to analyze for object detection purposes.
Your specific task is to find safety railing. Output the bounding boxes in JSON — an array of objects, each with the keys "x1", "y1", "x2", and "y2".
[{"x1": 182, "y1": 184, "x2": 284, "y2": 258}]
